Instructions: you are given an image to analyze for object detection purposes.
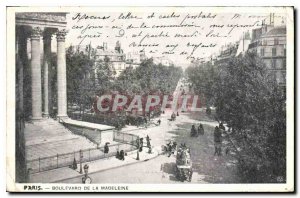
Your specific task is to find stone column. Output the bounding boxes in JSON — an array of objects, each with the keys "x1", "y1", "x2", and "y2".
[
  {"x1": 16, "y1": 26, "x2": 28, "y2": 117},
  {"x1": 43, "y1": 33, "x2": 51, "y2": 117},
  {"x1": 56, "y1": 29, "x2": 68, "y2": 118},
  {"x1": 30, "y1": 27, "x2": 42, "y2": 120}
]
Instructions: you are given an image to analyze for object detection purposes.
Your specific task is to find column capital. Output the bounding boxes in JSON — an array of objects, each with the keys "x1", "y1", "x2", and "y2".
[
  {"x1": 30, "y1": 27, "x2": 42, "y2": 40},
  {"x1": 56, "y1": 29, "x2": 67, "y2": 42}
]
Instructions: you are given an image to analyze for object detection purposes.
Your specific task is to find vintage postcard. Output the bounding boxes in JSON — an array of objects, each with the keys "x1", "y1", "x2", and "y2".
[{"x1": 6, "y1": 6, "x2": 294, "y2": 192}]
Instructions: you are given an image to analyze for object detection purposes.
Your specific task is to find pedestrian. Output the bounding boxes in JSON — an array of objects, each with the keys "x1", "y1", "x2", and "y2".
[
  {"x1": 206, "y1": 107, "x2": 211, "y2": 115},
  {"x1": 167, "y1": 142, "x2": 172, "y2": 157},
  {"x1": 198, "y1": 124, "x2": 204, "y2": 135},
  {"x1": 116, "y1": 149, "x2": 120, "y2": 159},
  {"x1": 219, "y1": 122, "x2": 225, "y2": 131},
  {"x1": 148, "y1": 145, "x2": 152, "y2": 154},
  {"x1": 139, "y1": 138, "x2": 144, "y2": 152},
  {"x1": 191, "y1": 125, "x2": 197, "y2": 137},
  {"x1": 157, "y1": 119, "x2": 161, "y2": 125},
  {"x1": 197, "y1": 125, "x2": 201, "y2": 136},
  {"x1": 83, "y1": 164, "x2": 89, "y2": 177},
  {"x1": 171, "y1": 112, "x2": 176, "y2": 121},
  {"x1": 119, "y1": 150, "x2": 125, "y2": 160},
  {"x1": 214, "y1": 126, "x2": 222, "y2": 156},
  {"x1": 144, "y1": 117, "x2": 148, "y2": 128},
  {"x1": 104, "y1": 143, "x2": 109, "y2": 158},
  {"x1": 72, "y1": 158, "x2": 77, "y2": 170},
  {"x1": 177, "y1": 112, "x2": 179, "y2": 116},
  {"x1": 146, "y1": 135, "x2": 151, "y2": 148},
  {"x1": 214, "y1": 126, "x2": 219, "y2": 155},
  {"x1": 172, "y1": 141, "x2": 177, "y2": 154}
]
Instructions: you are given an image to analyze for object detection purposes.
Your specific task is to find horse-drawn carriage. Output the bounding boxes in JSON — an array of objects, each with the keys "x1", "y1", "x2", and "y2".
[{"x1": 175, "y1": 145, "x2": 193, "y2": 182}]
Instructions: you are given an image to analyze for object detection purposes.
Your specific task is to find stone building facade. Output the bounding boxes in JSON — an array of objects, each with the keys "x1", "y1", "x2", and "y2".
[
  {"x1": 248, "y1": 13, "x2": 286, "y2": 86},
  {"x1": 248, "y1": 25, "x2": 286, "y2": 86},
  {"x1": 15, "y1": 12, "x2": 68, "y2": 182}
]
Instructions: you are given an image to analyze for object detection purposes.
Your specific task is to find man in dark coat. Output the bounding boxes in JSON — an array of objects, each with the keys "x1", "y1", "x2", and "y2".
[
  {"x1": 219, "y1": 122, "x2": 225, "y2": 131},
  {"x1": 146, "y1": 135, "x2": 151, "y2": 148},
  {"x1": 119, "y1": 150, "x2": 125, "y2": 160},
  {"x1": 214, "y1": 126, "x2": 222, "y2": 156},
  {"x1": 197, "y1": 124, "x2": 204, "y2": 136},
  {"x1": 104, "y1": 143, "x2": 109, "y2": 157},
  {"x1": 191, "y1": 125, "x2": 197, "y2": 137},
  {"x1": 139, "y1": 138, "x2": 144, "y2": 152},
  {"x1": 157, "y1": 119, "x2": 161, "y2": 125}
]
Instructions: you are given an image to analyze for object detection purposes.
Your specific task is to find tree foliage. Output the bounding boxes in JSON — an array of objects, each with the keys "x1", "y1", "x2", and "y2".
[
  {"x1": 67, "y1": 49, "x2": 183, "y2": 115},
  {"x1": 186, "y1": 52, "x2": 286, "y2": 182},
  {"x1": 115, "y1": 58, "x2": 183, "y2": 95},
  {"x1": 66, "y1": 46, "x2": 95, "y2": 113},
  {"x1": 185, "y1": 61, "x2": 216, "y2": 106}
]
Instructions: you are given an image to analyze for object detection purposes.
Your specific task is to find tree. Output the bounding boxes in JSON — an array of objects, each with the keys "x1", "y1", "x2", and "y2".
[
  {"x1": 113, "y1": 58, "x2": 183, "y2": 115},
  {"x1": 185, "y1": 61, "x2": 216, "y2": 107},
  {"x1": 94, "y1": 60, "x2": 116, "y2": 95},
  {"x1": 66, "y1": 46, "x2": 95, "y2": 116},
  {"x1": 114, "y1": 66, "x2": 141, "y2": 95},
  {"x1": 133, "y1": 59, "x2": 183, "y2": 95},
  {"x1": 186, "y1": 52, "x2": 286, "y2": 182},
  {"x1": 213, "y1": 52, "x2": 286, "y2": 182}
]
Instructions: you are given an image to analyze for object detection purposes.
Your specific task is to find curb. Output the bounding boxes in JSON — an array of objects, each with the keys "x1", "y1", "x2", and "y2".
[{"x1": 52, "y1": 148, "x2": 160, "y2": 183}]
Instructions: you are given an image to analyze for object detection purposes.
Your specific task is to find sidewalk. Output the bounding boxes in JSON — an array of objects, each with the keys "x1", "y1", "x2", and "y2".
[{"x1": 29, "y1": 146, "x2": 159, "y2": 183}]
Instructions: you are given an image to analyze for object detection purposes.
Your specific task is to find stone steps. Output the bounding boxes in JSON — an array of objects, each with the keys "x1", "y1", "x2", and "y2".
[{"x1": 25, "y1": 118, "x2": 97, "y2": 161}]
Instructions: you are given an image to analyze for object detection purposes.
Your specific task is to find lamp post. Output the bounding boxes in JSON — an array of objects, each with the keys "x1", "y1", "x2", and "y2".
[
  {"x1": 84, "y1": 164, "x2": 89, "y2": 177},
  {"x1": 79, "y1": 150, "x2": 83, "y2": 174},
  {"x1": 136, "y1": 138, "x2": 140, "y2": 160}
]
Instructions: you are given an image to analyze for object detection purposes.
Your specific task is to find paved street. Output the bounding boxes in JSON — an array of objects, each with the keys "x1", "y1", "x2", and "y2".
[
  {"x1": 33, "y1": 77, "x2": 242, "y2": 184},
  {"x1": 63, "y1": 154, "x2": 208, "y2": 183},
  {"x1": 62, "y1": 110, "x2": 241, "y2": 184}
]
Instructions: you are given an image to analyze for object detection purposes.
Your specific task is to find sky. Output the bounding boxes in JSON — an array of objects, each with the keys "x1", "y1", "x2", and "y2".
[{"x1": 61, "y1": 10, "x2": 286, "y2": 67}]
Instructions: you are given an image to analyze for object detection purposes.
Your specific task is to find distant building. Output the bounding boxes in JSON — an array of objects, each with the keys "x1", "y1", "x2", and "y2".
[
  {"x1": 125, "y1": 50, "x2": 146, "y2": 69},
  {"x1": 216, "y1": 42, "x2": 239, "y2": 65},
  {"x1": 236, "y1": 31, "x2": 251, "y2": 56},
  {"x1": 74, "y1": 42, "x2": 148, "y2": 80},
  {"x1": 248, "y1": 14, "x2": 286, "y2": 86},
  {"x1": 153, "y1": 56, "x2": 174, "y2": 66},
  {"x1": 94, "y1": 41, "x2": 126, "y2": 77}
]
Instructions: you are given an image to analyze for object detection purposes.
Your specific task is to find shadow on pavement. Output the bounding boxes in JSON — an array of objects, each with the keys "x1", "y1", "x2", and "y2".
[
  {"x1": 165, "y1": 120, "x2": 242, "y2": 183},
  {"x1": 161, "y1": 162, "x2": 176, "y2": 174},
  {"x1": 161, "y1": 162, "x2": 178, "y2": 182},
  {"x1": 186, "y1": 111, "x2": 216, "y2": 122}
]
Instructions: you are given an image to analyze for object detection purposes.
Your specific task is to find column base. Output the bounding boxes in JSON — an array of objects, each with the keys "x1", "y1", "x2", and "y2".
[
  {"x1": 57, "y1": 114, "x2": 68, "y2": 117},
  {"x1": 31, "y1": 116, "x2": 43, "y2": 120},
  {"x1": 42, "y1": 113, "x2": 49, "y2": 118},
  {"x1": 57, "y1": 114, "x2": 68, "y2": 122}
]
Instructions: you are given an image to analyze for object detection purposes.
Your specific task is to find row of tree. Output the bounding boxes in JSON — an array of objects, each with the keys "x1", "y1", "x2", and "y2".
[
  {"x1": 115, "y1": 58, "x2": 183, "y2": 96},
  {"x1": 186, "y1": 52, "x2": 286, "y2": 183},
  {"x1": 66, "y1": 46, "x2": 183, "y2": 116}
]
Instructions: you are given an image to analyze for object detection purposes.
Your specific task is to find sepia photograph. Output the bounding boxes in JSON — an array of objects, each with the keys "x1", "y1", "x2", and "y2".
[{"x1": 6, "y1": 6, "x2": 294, "y2": 192}]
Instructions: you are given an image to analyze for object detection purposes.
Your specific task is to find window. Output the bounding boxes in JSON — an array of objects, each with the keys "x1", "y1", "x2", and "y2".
[
  {"x1": 262, "y1": 39, "x2": 267, "y2": 46},
  {"x1": 260, "y1": 48, "x2": 265, "y2": 56},
  {"x1": 271, "y1": 59, "x2": 277, "y2": 69},
  {"x1": 272, "y1": 48, "x2": 276, "y2": 56},
  {"x1": 274, "y1": 38, "x2": 279, "y2": 45},
  {"x1": 282, "y1": 59, "x2": 286, "y2": 69}
]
